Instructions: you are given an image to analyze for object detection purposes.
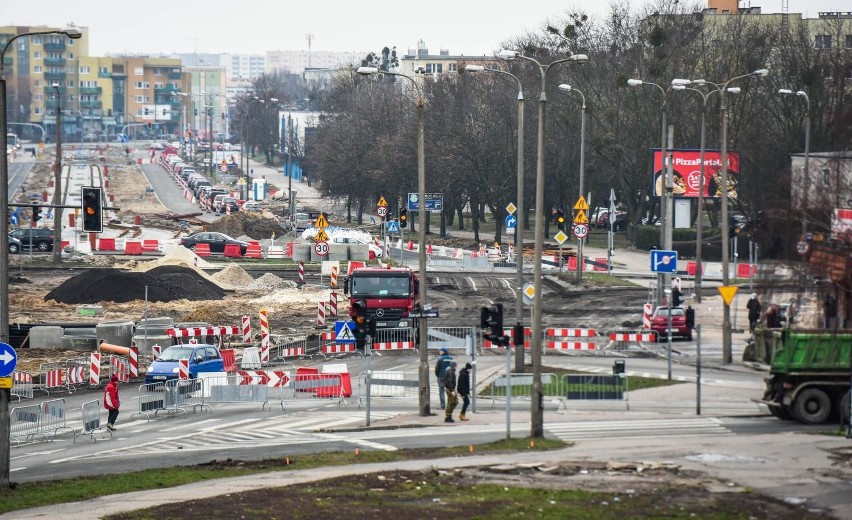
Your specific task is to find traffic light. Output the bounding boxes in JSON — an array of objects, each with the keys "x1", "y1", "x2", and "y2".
[
  {"x1": 352, "y1": 300, "x2": 367, "y2": 349},
  {"x1": 399, "y1": 208, "x2": 408, "y2": 228},
  {"x1": 480, "y1": 304, "x2": 504, "y2": 344},
  {"x1": 81, "y1": 186, "x2": 103, "y2": 233},
  {"x1": 556, "y1": 209, "x2": 566, "y2": 231},
  {"x1": 194, "y1": 109, "x2": 198, "y2": 117},
  {"x1": 32, "y1": 206, "x2": 42, "y2": 223},
  {"x1": 144, "y1": 108, "x2": 149, "y2": 115}
]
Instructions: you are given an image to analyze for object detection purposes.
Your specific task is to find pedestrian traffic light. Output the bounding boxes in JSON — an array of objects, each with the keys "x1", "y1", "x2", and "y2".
[
  {"x1": 81, "y1": 186, "x2": 103, "y2": 233},
  {"x1": 480, "y1": 304, "x2": 504, "y2": 344},
  {"x1": 352, "y1": 300, "x2": 368, "y2": 349},
  {"x1": 399, "y1": 209, "x2": 408, "y2": 228},
  {"x1": 556, "y1": 209, "x2": 566, "y2": 231},
  {"x1": 32, "y1": 206, "x2": 42, "y2": 222}
]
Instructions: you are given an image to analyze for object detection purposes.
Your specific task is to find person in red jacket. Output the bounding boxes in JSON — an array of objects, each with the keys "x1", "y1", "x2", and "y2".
[{"x1": 104, "y1": 374, "x2": 120, "y2": 431}]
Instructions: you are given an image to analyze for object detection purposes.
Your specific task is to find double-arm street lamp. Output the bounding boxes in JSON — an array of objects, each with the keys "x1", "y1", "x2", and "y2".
[
  {"x1": 356, "y1": 66, "x2": 430, "y2": 417},
  {"x1": 557, "y1": 84, "x2": 587, "y2": 284},
  {"x1": 463, "y1": 63, "x2": 527, "y2": 374},
  {"x1": 671, "y1": 81, "x2": 740, "y2": 303},
  {"x1": 778, "y1": 88, "x2": 810, "y2": 237},
  {"x1": 718, "y1": 68, "x2": 769, "y2": 364},
  {"x1": 497, "y1": 50, "x2": 588, "y2": 438},
  {"x1": 1, "y1": 25, "x2": 82, "y2": 489}
]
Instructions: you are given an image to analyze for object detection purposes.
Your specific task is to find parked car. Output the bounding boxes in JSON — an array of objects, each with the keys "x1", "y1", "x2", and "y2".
[
  {"x1": 9, "y1": 228, "x2": 54, "y2": 252},
  {"x1": 293, "y1": 212, "x2": 312, "y2": 231},
  {"x1": 144, "y1": 344, "x2": 224, "y2": 384},
  {"x1": 596, "y1": 211, "x2": 627, "y2": 231},
  {"x1": 214, "y1": 197, "x2": 240, "y2": 214},
  {"x1": 180, "y1": 232, "x2": 248, "y2": 255},
  {"x1": 8, "y1": 235, "x2": 22, "y2": 253},
  {"x1": 650, "y1": 306, "x2": 693, "y2": 341},
  {"x1": 241, "y1": 201, "x2": 262, "y2": 212}
]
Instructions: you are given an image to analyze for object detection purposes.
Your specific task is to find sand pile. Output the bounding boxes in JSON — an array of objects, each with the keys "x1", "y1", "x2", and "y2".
[
  {"x1": 246, "y1": 273, "x2": 298, "y2": 291},
  {"x1": 212, "y1": 263, "x2": 255, "y2": 288}
]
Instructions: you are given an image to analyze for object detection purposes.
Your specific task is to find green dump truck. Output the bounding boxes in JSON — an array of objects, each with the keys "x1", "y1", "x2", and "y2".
[{"x1": 755, "y1": 328, "x2": 852, "y2": 425}]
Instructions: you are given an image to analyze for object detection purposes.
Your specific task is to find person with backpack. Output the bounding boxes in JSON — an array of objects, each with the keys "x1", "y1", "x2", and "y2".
[
  {"x1": 434, "y1": 348, "x2": 453, "y2": 409},
  {"x1": 444, "y1": 361, "x2": 458, "y2": 423}
]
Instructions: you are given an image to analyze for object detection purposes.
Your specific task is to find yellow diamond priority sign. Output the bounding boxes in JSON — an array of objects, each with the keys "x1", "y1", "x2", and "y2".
[
  {"x1": 717, "y1": 286, "x2": 739, "y2": 306},
  {"x1": 554, "y1": 231, "x2": 569, "y2": 244}
]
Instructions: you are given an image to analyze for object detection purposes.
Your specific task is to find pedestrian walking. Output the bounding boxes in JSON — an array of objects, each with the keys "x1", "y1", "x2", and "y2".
[
  {"x1": 457, "y1": 362, "x2": 472, "y2": 421},
  {"x1": 444, "y1": 361, "x2": 458, "y2": 423},
  {"x1": 746, "y1": 293, "x2": 762, "y2": 333},
  {"x1": 434, "y1": 347, "x2": 453, "y2": 409},
  {"x1": 104, "y1": 374, "x2": 120, "y2": 431}
]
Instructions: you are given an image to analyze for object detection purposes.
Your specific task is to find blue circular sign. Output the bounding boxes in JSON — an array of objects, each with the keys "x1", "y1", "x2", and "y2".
[{"x1": 0, "y1": 342, "x2": 17, "y2": 377}]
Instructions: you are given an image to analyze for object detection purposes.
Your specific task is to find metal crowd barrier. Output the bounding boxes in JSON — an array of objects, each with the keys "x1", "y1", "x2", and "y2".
[
  {"x1": 39, "y1": 361, "x2": 64, "y2": 395},
  {"x1": 130, "y1": 382, "x2": 168, "y2": 422},
  {"x1": 482, "y1": 373, "x2": 559, "y2": 408},
  {"x1": 73, "y1": 399, "x2": 111, "y2": 443},
  {"x1": 557, "y1": 374, "x2": 628, "y2": 410},
  {"x1": 202, "y1": 374, "x2": 270, "y2": 409},
  {"x1": 162, "y1": 378, "x2": 207, "y2": 415},
  {"x1": 38, "y1": 398, "x2": 75, "y2": 437},
  {"x1": 372, "y1": 327, "x2": 416, "y2": 353},
  {"x1": 64, "y1": 357, "x2": 90, "y2": 391},
  {"x1": 426, "y1": 326, "x2": 478, "y2": 354},
  {"x1": 282, "y1": 372, "x2": 348, "y2": 408},
  {"x1": 356, "y1": 370, "x2": 419, "y2": 408},
  {"x1": 11, "y1": 371, "x2": 34, "y2": 401},
  {"x1": 276, "y1": 335, "x2": 308, "y2": 360},
  {"x1": 10, "y1": 404, "x2": 43, "y2": 444}
]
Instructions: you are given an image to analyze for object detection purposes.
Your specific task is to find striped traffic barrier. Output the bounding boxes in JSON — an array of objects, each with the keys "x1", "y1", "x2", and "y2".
[
  {"x1": 45, "y1": 368, "x2": 63, "y2": 389},
  {"x1": 328, "y1": 292, "x2": 338, "y2": 319},
  {"x1": 261, "y1": 333, "x2": 270, "y2": 364},
  {"x1": 152, "y1": 344, "x2": 162, "y2": 361},
  {"x1": 66, "y1": 366, "x2": 85, "y2": 385},
  {"x1": 259, "y1": 309, "x2": 269, "y2": 336},
  {"x1": 316, "y1": 301, "x2": 326, "y2": 328},
  {"x1": 546, "y1": 327, "x2": 598, "y2": 351},
  {"x1": 604, "y1": 330, "x2": 657, "y2": 351},
  {"x1": 330, "y1": 264, "x2": 338, "y2": 288},
  {"x1": 298, "y1": 261, "x2": 305, "y2": 285},
  {"x1": 318, "y1": 331, "x2": 356, "y2": 355},
  {"x1": 643, "y1": 303, "x2": 653, "y2": 329},
  {"x1": 266, "y1": 245, "x2": 286, "y2": 259},
  {"x1": 89, "y1": 352, "x2": 100, "y2": 386},
  {"x1": 372, "y1": 341, "x2": 415, "y2": 351},
  {"x1": 178, "y1": 359, "x2": 189, "y2": 380},
  {"x1": 242, "y1": 316, "x2": 251, "y2": 343},
  {"x1": 129, "y1": 346, "x2": 139, "y2": 378}
]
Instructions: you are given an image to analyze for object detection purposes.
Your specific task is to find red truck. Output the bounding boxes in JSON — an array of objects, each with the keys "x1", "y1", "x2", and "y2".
[{"x1": 344, "y1": 267, "x2": 420, "y2": 346}]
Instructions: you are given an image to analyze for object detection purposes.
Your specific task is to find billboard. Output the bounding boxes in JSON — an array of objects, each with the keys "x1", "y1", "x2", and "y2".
[{"x1": 652, "y1": 149, "x2": 741, "y2": 199}]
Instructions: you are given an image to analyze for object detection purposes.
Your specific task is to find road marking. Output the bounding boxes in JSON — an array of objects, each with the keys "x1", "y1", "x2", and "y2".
[
  {"x1": 315, "y1": 432, "x2": 398, "y2": 451},
  {"x1": 466, "y1": 277, "x2": 476, "y2": 291},
  {"x1": 161, "y1": 418, "x2": 221, "y2": 432}
]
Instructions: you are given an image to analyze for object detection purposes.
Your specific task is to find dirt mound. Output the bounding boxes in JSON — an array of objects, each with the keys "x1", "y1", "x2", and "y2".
[
  {"x1": 45, "y1": 265, "x2": 225, "y2": 304},
  {"x1": 206, "y1": 212, "x2": 282, "y2": 241},
  {"x1": 212, "y1": 263, "x2": 255, "y2": 288}
]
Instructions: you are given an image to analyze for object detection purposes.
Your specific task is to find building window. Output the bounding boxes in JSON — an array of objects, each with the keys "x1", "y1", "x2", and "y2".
[
  {"x1": 134, "y1": 67, "x2": 144, "y2": 76},
  {"x1": 34, "y1": 66, "x2": 42, "y2": 73},
  {"x1": 98, "y1": 66, "x2": 108, "y2": 74},
  {"x1": 67, "y1": 81, "x2": 75, "y2": 88},
  {"x1": 134, "y1": 96, "x2": 144, "y2": 103},
  {"x1": 34, "y1": 107, "x2": 42, "y2": 115},
  {"x1": 846, "y1": 35, "x2": 852, "y2": 49},
  {"x1": 154, "y1": 82, "x2": 164, "y2": 89},
  {"x1": 425, "y1": 63, "x2": 443, "y2": 74},
  {"x1": 67, "y1": 52, "x2": 74, "y2": 59},
  {"x1": 33, "y1": 51, "x2": 41, "y2": 59},
  {"x1": 154, "y1": 67, "x2": 163, "y2": 75},
  {"x1": 79, "y1": 66, "x2": 91, "y2": 74},
  {"x1": 34, "y1": 80, "x2": 41, "y2": 87},
  {"x1": 448, "y1": 63, "x2": 457, "y2": 72},
  {"x1": 815, "y1": 35, "x2": 832, "y2": 49},
  {"x1": 34, "y1": 94, "x2": 43, "y2": 101}
]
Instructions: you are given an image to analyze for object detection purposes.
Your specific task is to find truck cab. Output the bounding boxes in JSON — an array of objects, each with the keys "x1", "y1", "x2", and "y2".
[{"x1": 344, "y1": 267, "x2": 419, "y2": 330}]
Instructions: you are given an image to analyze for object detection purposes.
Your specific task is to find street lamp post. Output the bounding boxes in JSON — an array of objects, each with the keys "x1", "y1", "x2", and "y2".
[
  {"x1": 464, "y1": 64, "x2": 527, "y2": 373},
  {"x1": 719, "y1": 68, "x2": 769, "y2": 364},
  {"x1": 0, "y1": 25, "x2": 82, "y2": 490},
  {"x1": 778, "y1": 88, "x2": 810, "y2": 237},
  {"x1": 497, "y1": 50, "x2": 588, "y2": 438},
  {"x1": 557, "y1": 84, "x2": 586, "y2": 284},
  {"x1": 52, "y1": 83, "x2": 63, "y2": 263},
  {"x1": 357, "y1": 66, "x2": 430, "y2": 416}
]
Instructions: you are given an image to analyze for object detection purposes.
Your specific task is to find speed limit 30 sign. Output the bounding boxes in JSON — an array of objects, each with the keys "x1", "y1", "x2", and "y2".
[
  {"x1": 572, "y1": 223, "x2": 589, "y2": 239},
  {"x1": 377, "y1": 206, "x2": 388, "y2": 218},
  {"x1": 314, "y1": 241, "x2": 330, "y2": 256}
]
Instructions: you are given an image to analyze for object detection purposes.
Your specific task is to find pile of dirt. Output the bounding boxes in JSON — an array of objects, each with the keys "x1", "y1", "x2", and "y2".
[
  {"x1": 206, "y1": 212, "x2": 282, "y2": 241},
  {"x1": 246, "y1": 272, "x2": 297, "y2": 291},
  {"x1": 44, "y1": 265, "x2": 225, "y2": 304},
  {"x1": 212, "y1": 263, "x2": 255, "y2": 288}
]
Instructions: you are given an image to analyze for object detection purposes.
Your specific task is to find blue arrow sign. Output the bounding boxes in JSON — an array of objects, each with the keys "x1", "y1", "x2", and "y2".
[
  {"x1": 387, "y1": 220, "x2": 399, "y2": 233},
  {"x1": 0, "y1": 342, "x2": 17, "y2": 377},
  {"x1": 650, "y1": 250, "x2": 678, "y2": 273},
  {"x1": 334, "y1": 321, "x2": 356, "y2": 343},
  {"x1": 505, "y1": 215, "x2": 517, "y2": 229}
]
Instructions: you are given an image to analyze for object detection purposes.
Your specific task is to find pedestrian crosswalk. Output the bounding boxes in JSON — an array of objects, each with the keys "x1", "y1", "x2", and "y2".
[{"x1": 545, "y1": 417, "x2": 731, "y2": 441}]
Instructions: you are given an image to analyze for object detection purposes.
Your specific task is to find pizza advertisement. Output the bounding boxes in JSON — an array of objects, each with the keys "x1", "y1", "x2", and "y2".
[{"x1": 651, "y1": 149, "x2": 741, "y2": 199}]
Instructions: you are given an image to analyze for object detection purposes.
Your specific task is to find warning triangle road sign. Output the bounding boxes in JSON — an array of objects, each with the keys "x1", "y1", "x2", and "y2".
[
  {"x1": 573, "y1": 196, "x2": 589, "y2": 211},
  {"x1": 315, "y1": 229, "x2": 329, "y2": 242},
  {"x1": 377, "y1": 196, "x2": 388, "y2": 207},
  {"x1": 717, "y1": 286, "x2": 739, "y2": 306},
  {"x1": 314, "y1": 213, "x2": 329, "y2": 228},
  {"x1": 573, "y1": 210, "x2": 588, "y2": 224}
]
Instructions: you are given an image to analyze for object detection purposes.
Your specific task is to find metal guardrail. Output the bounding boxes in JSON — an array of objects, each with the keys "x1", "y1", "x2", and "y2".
[{"x1": 427, "y1": 326, "x2": 478, "y2": 354}]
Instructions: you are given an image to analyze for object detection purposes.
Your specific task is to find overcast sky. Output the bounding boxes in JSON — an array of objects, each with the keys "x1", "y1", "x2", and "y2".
[{"x1": 5, "y1": 0, "x2": 847, "y2": 57}]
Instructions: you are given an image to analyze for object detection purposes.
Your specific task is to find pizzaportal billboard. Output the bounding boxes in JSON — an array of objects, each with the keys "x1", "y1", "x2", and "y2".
[{"x1": 652, "y1": 149, "x2": 741, "y2": 199}]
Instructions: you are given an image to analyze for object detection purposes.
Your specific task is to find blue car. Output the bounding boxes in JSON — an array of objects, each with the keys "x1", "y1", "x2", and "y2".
[{"x1": 145, "y1": 344, "x2": 225, "y2": 384}]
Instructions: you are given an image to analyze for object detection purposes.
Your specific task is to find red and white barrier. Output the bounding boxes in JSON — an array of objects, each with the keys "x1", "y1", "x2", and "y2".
[
  {"x1": 330, "y1": 264, "x2": 338, "y2": 288},
  {"x1": 235, "y1": 370, "x2": 290, "y2": 387},
  {"x1": 45, "y1": 368, "x2": 63, "y2": 389},
  {"x1": 372, "y1": 341, "x2": 415, "y2": 351},
  {"x1": 545, "y1": 327, "x2": 598, "y2": 351},
  {"x1": 547, "y1": 341, "x2": 596, "y2": 350},
  {"x1": 152, "y1": 345, "x2": 162, "y2": 361},
  {"x1": 609, "y1": 331, "x2": 656, "y2": 342},
  {"x1": 322, "y1": 343, "x2": 356, "y2": 354},
  {"x1": 67, "y1": 366, "x2": 85, "y2": 385},
  {"x1": 166, "y1": 325, "x2": 239, "y2": 338},
  {"x1": 242, "y1": 316, "x2": 251, "y2": 343},
  {"x1": 89, "y1": 352, "x2": 100, "y2": 385},
  {"x1": 14, "y1": 372, "x2": 32, "y2": 383},
  {"x1": 129, "y1": 346, "x2": 139, "y2": 378},
  {"x1": 261, "y1": 333, "x2": 270, "y2": 364},
  {"x1": 546, "y1": 328, "x2": 597, "y2": 337},
  {"x1": 178, "y1": 359, "x2": 189, "y2": 380},
  {"x1": 110, "y1": 355, "x2": 130, "y2": 383},
  {"x1": 328, "y1": 292, "x2": 338, "y2": 319},
  {"x1": 298, "y1": 261, "x2": 305, "y2": 285},
  {"x1": 280, "y1": 346, "x2": 305, "y2": 358},
  {"x1": 643, "y1": 303, "x2": 653, "y2": 329},
  {"x1": 316, "y1": 301, "x2": 326, "y2": 328}
]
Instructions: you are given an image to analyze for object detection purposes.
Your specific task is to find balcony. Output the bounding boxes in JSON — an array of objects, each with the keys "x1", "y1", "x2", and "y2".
[
  {"x1": 168, "y1": 71, "x2": 182, "y2": 80},
  {"x1": 44, "y1": 57, "x2": 66, "y2": 66},
  {"x1": 43, "y1": 85, "x2": 66, "y2": 93},
  {"x1": 80, "y1": 86, "x2": 102, "y2": 94},
  {"x1": 80, "y1": 100, "x2": 102, "y2": 109},
  {"x1": 44, "y1": 71, "x2": 66, "y2": 81},
  {"x1": 44, "y1": 42, "x2": 66, "y2": 51},
  {"x1": 98, "y1": 71, "x2": 112, "y2": 78},
  {"x1": 155, "y1": 85, "x2": 180, "y2": 95}
]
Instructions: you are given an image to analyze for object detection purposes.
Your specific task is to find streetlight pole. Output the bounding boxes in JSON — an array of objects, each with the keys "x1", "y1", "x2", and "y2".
[
  {"x1": 357, "y1": 66, "x2": 430, "y2": 416},
  {"x1": 0, "y1": 25, "x2": 82, "y2": 491},
  {"x1": 558, "y1": 84, "x2": 586, "y2": 284},
  {"x1": 52, "y1": 83, "x2": 62, "y2": 263},
  {"x1": 464, "y1": 64, "x2": 526, "y2": 373},
  {"x1": 720, "y1": 68, "x2": 768, "y2": 364},
  {"x1": 778, "y1": 89, "x2": 810, "y2": 237},
  {"x1": 498, "y1": 50, "x2": 588, "y2": 438}
]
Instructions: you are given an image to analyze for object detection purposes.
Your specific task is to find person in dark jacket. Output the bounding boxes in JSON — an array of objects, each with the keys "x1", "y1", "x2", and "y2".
[
  {"x1": 104, "y1": 374, "x2": 120, "y2": 431},
  {"x1": 746, "y1": 293, "x2": 762, "y2": 333},
  {"x1": 444, "y1": 361, "x2": 458, "y2": 423},
  {"x1": 434, "y1": 348, "x2": 453, "y2": 409},
  {"x1": 457, "y1": 362, "x2": 472, "y2": 421},
  {"x1": 764, "y1": 303, "x2": 781, "y2": 328}
]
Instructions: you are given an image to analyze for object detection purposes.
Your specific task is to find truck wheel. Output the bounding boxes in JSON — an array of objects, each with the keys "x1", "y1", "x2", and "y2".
[
  {"x1": 792, "y1": 388, "x2": 832, "y2": 424},
  {"x1": 840, "y1": 393, "x2": 850, "y2": 426}
]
